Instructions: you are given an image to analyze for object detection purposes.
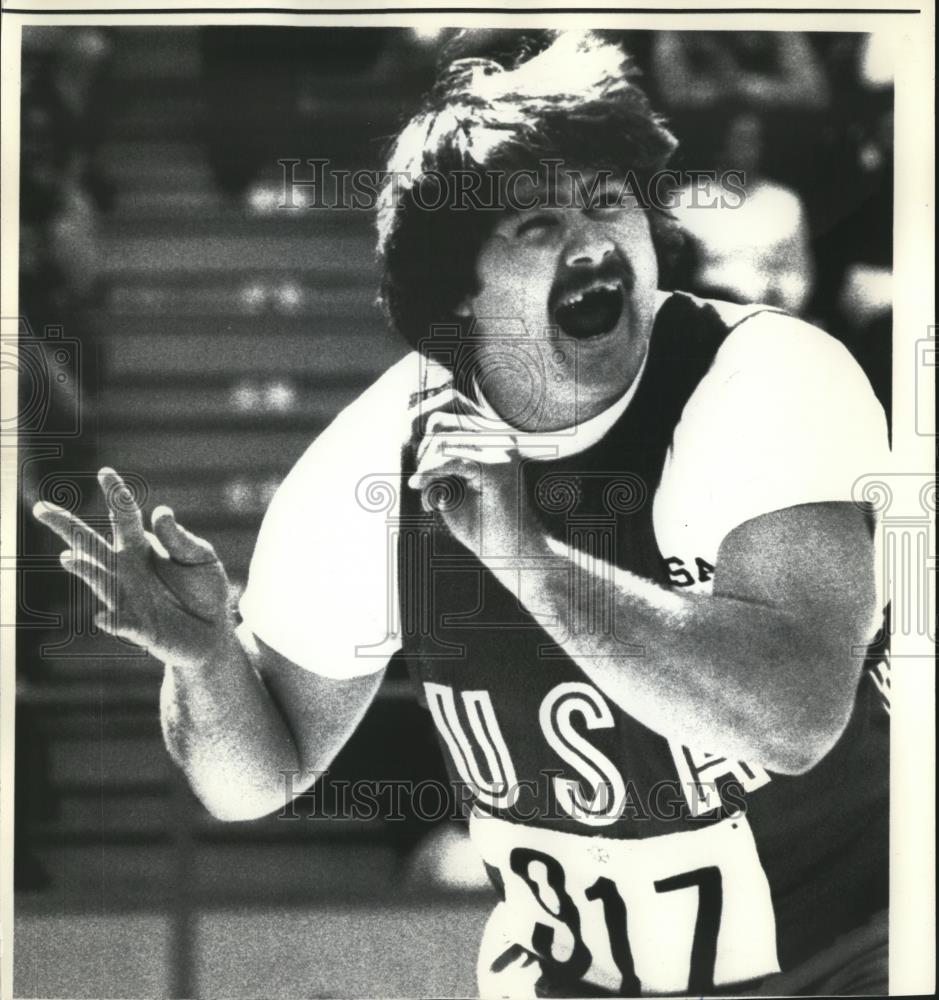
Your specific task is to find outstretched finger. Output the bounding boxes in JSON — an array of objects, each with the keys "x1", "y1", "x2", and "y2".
[
  {"x1": 33, "y1": 501, "x2": 112, "y2": 556},
  {"x1": 98, "y1": 467, "x2": 147, "y2": 550},
  {"x1": 60, "y1": 550, "x2": 114, "y2": 607},
  {"x1": 151, "y1": 506, "x2": 218, "y2": 565}
]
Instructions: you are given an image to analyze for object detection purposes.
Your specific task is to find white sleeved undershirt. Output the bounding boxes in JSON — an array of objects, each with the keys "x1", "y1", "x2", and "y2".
[{"x1": 240, "y1": 308, "x2": 890, "y2": 679}]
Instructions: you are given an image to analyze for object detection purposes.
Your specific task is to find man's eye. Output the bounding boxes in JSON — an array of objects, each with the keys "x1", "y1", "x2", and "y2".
[{"x1": 515, "y1": 215, "x2": 557, "y2": 238}]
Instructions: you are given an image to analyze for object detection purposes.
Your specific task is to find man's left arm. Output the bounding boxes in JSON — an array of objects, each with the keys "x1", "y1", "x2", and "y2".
[{"x1": 505, "y1": 499, "x2": 877, "y2": 776}]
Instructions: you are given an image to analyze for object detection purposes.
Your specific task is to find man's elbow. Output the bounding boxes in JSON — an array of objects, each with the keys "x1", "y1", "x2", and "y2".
[
  {"x1": 200, "y1": 793, "x2": 283, "y2": 824},
  {"x1": 759, "y1": 697, "x2": 854, "y2": 776},
  {"x1": 195, "y1": 764, "x2": 325, "y2": 823},
  {"x1": 763, "y1": 732, "x2": 839, "y2": 776}
]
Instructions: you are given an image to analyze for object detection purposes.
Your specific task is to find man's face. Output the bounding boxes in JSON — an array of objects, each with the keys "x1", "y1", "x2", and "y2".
[{"x1": 457, "y1": 172, "x2": 659, "y2": 432}]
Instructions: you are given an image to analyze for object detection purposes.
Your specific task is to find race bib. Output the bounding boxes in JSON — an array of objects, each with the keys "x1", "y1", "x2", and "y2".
[{"x1": 473, "y1": 812, "x2": 780, "y2": 996}]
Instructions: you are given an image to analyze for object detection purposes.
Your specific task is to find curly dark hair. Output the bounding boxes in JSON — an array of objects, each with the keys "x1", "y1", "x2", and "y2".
[{"x1": 376, "y1": 31, "x2": 681, "y2": 354}]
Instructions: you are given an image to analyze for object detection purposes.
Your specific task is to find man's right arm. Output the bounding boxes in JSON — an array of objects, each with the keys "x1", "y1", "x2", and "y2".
[
  {"x1": 34, "y1": 355, "x2": 418, "y2": 820},
  {"x1": 33, "y1": 464, "x2": 386, "y2": 822},
  {"x1": 160, "y1": 630, "x2": 384, "y2": 821}
]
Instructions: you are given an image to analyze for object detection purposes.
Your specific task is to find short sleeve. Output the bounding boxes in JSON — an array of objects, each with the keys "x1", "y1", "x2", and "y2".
[
  {"x1": 238, "y1": 354, "x2": 419, "y2": 678},
  {"x1": 653, "y1": 312, "x2": 891, "y2": 565}
]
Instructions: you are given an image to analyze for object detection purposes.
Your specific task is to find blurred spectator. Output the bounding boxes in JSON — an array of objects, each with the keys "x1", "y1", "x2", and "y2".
[
  {"x1": 653, "y1": 31, "x2": 830, "y2": 188},
  {"x1": 807, "y1": 32, "x2": 893, "y2": 414},
  {"x1": 653, "y1": 25, "x2": 892, "y2": 416},
  {"x1": 653, "y1": 31, "x2": 829, "y2": 111},
  {"x1": 836, "y1": 32, "x2": 893, "y2": 327},
  {"x1": 19, "y1": 28, "x2": 111, "y2": 506},
  {"x1": 672, "y1": 111, "x2": 814, "y2": 314},
  {"x1": 20, "y1": 27, "x2": 112, "y2": 314},
  {"x1": 17, "y1": 27, "x2": 114, "y2": 892}
]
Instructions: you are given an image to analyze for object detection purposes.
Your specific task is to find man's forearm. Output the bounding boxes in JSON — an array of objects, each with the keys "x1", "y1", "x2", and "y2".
[
  {"x1": 160, "y1": 628, "x2": 303, "y2": 821},
  {"x1": 491, "y1": 533, "x2": 854, "y2": 774}
]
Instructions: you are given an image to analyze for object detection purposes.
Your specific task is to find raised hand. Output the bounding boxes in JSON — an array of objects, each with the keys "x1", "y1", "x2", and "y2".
[
  {"x1": 33, "y1": 468, "x2": 234, "y2": 668},
  {"x1": 407, "y1": 393, "x2": 527, "y2": 560}
]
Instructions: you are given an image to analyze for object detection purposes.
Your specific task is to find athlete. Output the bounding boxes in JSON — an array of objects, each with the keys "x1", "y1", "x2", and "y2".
[{"x1": 35, "y1": 32, "x2": 890, "y2": 997}]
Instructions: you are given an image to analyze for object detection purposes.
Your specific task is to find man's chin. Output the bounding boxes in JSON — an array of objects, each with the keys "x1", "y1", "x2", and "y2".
[{"x1": 571, "y1": 327, "x2": 645, "y2": 402}]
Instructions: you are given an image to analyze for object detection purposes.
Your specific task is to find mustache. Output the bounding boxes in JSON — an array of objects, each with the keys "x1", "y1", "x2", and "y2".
[{"x1": 548, "y1": 253, "x2": 635, "y2": 316}]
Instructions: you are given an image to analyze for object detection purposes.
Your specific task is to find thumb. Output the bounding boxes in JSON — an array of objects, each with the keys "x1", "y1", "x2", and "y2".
[{"x1": 151, "y1": 507, "x2": 217, "y2": 565}]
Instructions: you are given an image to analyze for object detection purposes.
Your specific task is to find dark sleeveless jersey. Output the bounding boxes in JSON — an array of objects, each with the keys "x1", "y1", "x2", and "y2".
[{"x1": 397, "y1": 292, "x2": 889, "y2": 996}]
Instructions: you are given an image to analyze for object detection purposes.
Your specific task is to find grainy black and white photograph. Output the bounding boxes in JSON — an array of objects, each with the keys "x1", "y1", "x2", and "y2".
[{"x1": 1, "y1": 2, "x2": 934, "y2": 998}]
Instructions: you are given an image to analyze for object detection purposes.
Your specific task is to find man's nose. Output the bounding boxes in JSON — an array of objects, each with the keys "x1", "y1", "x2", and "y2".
[{"x1": 563, "y1": 221, "x2": 616, "y2": 268}]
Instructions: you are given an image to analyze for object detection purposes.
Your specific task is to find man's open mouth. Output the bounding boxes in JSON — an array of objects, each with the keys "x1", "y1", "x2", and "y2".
[{"x1": 553, "y1": 281, "x2": 625, "y2": 341}]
